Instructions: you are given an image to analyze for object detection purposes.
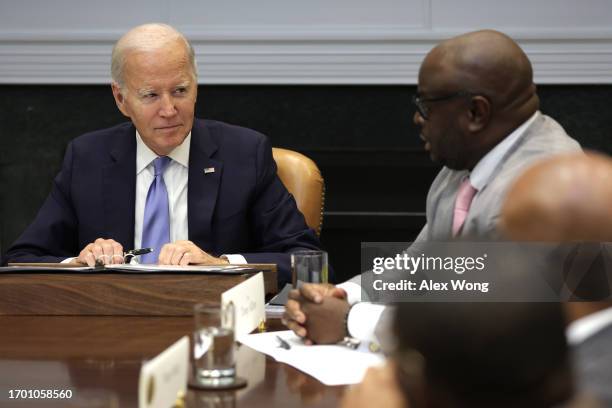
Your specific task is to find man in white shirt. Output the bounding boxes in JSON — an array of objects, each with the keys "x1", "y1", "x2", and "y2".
[
  {"x1": 283, "y1": 29, "x2": 580, "y2": 344},
  {"x1": 4, "y1": 23, "x2": 322, "y2": 286},
  {"x1": 501, "y1": 152, "x2": 612, "y2": 405}
]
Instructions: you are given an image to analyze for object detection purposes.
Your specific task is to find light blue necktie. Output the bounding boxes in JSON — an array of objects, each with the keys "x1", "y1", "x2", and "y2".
[{"x1": 140, "y1": 156, "x2": 171, "y2": 264}]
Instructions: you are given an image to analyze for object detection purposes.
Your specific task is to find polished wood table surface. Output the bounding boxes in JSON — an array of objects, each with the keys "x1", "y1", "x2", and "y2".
[
  {"x1": 0, "y1": 266, "x2": 277, "y2": 316},
  {"x1": 0, "y1": 316, "x2": 344, "y2": 407}
]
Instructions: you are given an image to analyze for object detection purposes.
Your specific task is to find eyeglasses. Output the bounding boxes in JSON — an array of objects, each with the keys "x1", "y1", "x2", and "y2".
[{"x1": 412, "y1": 91, "x2": 473, "y2": 120}]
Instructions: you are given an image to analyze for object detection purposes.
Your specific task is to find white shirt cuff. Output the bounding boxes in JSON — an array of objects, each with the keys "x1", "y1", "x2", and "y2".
[
  {"x1": 346, "y1": 302, "x2": 386, "y2": 343},
  {"x1": 222, "y1": 254, "x2": 247, "y2": 264},
  {"x1": 337, "y1": 281, "x2": 363, "y2": 305}
]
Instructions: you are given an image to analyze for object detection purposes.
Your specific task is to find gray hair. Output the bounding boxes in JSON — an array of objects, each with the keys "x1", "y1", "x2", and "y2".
[{"x1": 111, "y1": 23, "x2": 198, "y2": 90}]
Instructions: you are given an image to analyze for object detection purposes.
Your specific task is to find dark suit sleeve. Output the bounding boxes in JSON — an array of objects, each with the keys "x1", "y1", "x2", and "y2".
[
  {"x1": 3, "y1": 143, "x2": 79, "y2": 264},
  {"x1": 240, "y1": 135, "x2": 325, "y2": 287}
]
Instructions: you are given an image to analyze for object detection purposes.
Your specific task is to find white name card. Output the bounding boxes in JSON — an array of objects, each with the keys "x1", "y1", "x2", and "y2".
[
  {"x1": 139, "y1": 336, "x2": 189, "y2": 408},
  {"x1": 222, "y1": 272, "x2": 265, "y2": 336}
]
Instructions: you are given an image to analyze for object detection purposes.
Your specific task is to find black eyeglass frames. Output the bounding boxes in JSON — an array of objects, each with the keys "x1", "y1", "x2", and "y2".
[{"x1": 412, "y1": 91, "x2": 474, "y2": 119}]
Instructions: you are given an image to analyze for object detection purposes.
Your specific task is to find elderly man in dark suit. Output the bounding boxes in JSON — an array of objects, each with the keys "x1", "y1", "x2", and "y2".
[{"x1": 4, "y1": 23, "x2": 321, "y2": 286}]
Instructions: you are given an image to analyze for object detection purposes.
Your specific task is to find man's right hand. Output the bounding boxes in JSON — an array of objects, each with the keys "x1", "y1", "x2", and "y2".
[
  {"x1": 76, "y1": 238, "x2": 124, "y2": 266},
  {"x1": 282, "y1": 283, "x2": 347, "y2": 344}
]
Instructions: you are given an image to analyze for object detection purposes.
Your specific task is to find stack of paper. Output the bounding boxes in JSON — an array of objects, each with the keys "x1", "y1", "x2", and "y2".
[{"x1": 264, "y1": 304, "x2": 285, "y2": 318}]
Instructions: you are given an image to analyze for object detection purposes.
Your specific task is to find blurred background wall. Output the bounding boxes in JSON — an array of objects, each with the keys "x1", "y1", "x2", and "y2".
[{"x1": 1, "y1": 0, "x2": 611, "y2": 281}]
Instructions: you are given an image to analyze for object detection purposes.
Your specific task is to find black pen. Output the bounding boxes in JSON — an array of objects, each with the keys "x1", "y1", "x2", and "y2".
[
  {"x1": 276, "y1": 335, "x2": 292, "y2": 350},
  {"x1": 123, "y1": 247, "x2": 153, "y2": 264}
]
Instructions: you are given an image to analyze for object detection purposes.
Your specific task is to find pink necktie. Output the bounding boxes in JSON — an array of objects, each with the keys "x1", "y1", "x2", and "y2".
[{"x1": 452, "y1": 178, "x2": 478, "y2": 236}]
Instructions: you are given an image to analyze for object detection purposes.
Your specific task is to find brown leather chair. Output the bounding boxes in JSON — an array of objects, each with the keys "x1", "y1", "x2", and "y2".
[{"x1": 272, "y1": 148, "x2": 325, "y2": 236}]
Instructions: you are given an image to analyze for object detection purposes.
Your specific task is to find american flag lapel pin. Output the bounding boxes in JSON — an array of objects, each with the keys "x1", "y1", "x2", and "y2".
[{"x1": 204, "y1": 167, "x2": 215, "y2": 174}]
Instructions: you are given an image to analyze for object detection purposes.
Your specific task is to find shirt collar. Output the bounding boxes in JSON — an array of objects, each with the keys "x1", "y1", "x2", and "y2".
[
  {"x1": 566, "y1": 306, "x2": 612, "y2": 345},
  {"x1": 136, "y1": 131, "x2": 191, "y2": 174},
  {"x1": 468, "y1": 111, "x2": 540, "y2": 191}
]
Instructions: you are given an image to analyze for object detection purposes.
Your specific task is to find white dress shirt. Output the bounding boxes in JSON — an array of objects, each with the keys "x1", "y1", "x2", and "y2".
[
  {"x1": 134, "y1": 131, "x2": 246, "y2": 264},
  {"x1": 134, "y1": 131, "x2": 190, "y2": 249},
  {"x1": 338, "y1": 112, "x2": 540, "y2": 342},
  {"x1": 566, "y1": 306, "x2": 612, "y2": 346}
]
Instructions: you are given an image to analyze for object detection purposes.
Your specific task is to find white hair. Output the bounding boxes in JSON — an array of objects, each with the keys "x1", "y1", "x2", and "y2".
[{"x1": 111, "y1": 23, "x2": 198, "y2": 90}]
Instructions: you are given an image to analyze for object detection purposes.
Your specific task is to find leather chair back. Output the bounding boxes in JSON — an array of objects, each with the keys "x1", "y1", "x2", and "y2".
[{"x1": 272, "y1": 148, "x2": 325, "y2": 236}]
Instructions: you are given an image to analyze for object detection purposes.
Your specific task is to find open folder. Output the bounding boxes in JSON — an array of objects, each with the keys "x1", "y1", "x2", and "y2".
[{"x1": 1, "y1": 263, "x2": 261, "y2": 274}]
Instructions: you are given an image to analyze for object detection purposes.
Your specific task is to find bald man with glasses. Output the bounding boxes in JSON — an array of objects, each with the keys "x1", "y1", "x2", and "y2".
[{"x1": 283, "y1": 29, "x2": 582, "y2": 345}]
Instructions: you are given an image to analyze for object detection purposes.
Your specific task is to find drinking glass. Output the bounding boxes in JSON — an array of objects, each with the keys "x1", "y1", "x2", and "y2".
[
  {"x1": 291, "y1": 250, "x2": 328, "y2": 287},
  {"x1": 192, "y1": 303, "x2": 236, "y2": 386}
]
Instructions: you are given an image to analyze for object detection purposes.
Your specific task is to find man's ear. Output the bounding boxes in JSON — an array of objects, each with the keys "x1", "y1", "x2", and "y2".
[
  {"x1": 111, "y1": 82, "x2": 130, "y2": 118},
  {"x1": 467, "y1": 95, "x2": 490, "y2": 132}
]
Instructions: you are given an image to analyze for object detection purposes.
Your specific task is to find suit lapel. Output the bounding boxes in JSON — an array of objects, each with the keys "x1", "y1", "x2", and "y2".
[
  {"x1": 102, "y1": 125, "x2": 136, "y2": 249},
  {"x1": 188, "y1": 121, "x2": 223, "y2": 249}
]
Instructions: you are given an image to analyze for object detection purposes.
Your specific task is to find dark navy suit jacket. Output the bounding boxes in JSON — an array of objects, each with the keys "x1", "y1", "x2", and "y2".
[{"x1": 5, "y1": 119, "x2": 322, "y2": 286}]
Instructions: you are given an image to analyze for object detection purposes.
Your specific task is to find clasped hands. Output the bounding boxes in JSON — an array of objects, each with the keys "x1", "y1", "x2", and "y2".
[
  {"x1": 282, "y1": 282, "x2": 351, "y2": 345},
  {"x1": 75, "y1": 238, "x2": 229, "y2": 266}
]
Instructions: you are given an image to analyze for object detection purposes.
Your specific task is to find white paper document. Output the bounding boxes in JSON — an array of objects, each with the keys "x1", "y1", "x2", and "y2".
[
  {"x1": 107, "y1": 264, "x2": 252, "y2": 273},
  {"x1": 237, "y1": 330, "x2": 385, "y2": 386},
  {"x1": 264, "y1": 304, "x2": 285, "y2": 318}
]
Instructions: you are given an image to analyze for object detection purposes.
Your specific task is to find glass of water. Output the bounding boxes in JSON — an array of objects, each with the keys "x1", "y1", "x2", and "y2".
[
  {"x1": 291, "y1": 250, "x2": 329, "y2": 287},
  {"x1": 192, "y1": 303, "x2": 236, "y2": 387}
]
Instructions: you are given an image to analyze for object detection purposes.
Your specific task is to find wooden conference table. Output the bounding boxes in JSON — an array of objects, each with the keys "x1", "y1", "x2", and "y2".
[
  {"x1": 0, "y1": 267, "x2": 345, "y2": 408},
  {"x1": 0, "y1": 316, "x2": 344, "y2": 408}
]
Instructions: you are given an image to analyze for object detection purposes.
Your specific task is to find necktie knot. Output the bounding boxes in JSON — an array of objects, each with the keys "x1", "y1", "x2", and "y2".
[{"x1": 153, "y1": 156, "x2": 171, "y2": 177}]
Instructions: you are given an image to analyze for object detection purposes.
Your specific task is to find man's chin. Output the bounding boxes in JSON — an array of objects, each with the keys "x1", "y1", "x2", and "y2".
[
  {"x1": 428, "y1": 152, "x2": 443, "y2": 166},
  {"x1": 145, "y1": 135, "x2": 187, "y2": 156},
  {"x1": 444, "y1": 161, "x2": 468, "y2": 171},
  {"x1": 431, "y1": 154, "x2": 460, "y2": 170}
]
